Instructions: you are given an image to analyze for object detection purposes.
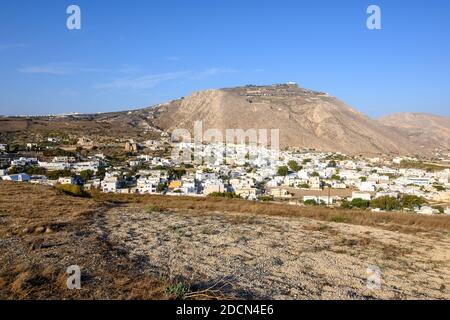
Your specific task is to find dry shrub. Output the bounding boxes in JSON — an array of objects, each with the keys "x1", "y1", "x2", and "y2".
[{"x1": 92, "y1": 191, "x2": 450, "y2": 234}]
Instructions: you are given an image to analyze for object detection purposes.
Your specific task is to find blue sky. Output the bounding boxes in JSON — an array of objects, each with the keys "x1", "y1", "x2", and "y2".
[{"x1": 0, "y1": 0, "x2": 449, "y2": 117}]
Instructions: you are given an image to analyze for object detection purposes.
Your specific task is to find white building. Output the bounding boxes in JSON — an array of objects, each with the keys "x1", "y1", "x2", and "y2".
[
  {"x1": 137, "y1": 177, "x2": 156, "y2": 194},
  {"x1": 359, "y1": 181, "x2": 376, "y2": 192},
  {"x1": 101, "y1": 177, "x2": 122, "y2": 193},
  {"x1": 58, "y1": 177, "x2": 76, "y2": 185},
  {"x1": 1, "y1": 173, "x2": 30, "y2": 182},
  {"x1": 416, "y1": 206, "x2": 438, "y2": 215},
  {"x1": 38, "y1": 161, "x2": 70, "y2": 171},
  {"x1": 203, "y1": 181, "x2": 225, "y2": 195}
]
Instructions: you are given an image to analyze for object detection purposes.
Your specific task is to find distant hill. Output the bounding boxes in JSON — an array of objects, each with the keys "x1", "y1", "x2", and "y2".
[
  {"x1": 1, "y1": 84, "x2": 448, "y2": 156},
  {"x1": 378, "y1": 113, "x2": 450, "y2": 153},
  {"x1": 151, "y1": 84, "x2": 417, "y2": 155}
]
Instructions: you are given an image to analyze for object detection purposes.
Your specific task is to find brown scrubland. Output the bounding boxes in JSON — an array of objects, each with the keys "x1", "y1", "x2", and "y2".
[{"x1": 1, "y1": 181, "x2": 449, "y2": 299}]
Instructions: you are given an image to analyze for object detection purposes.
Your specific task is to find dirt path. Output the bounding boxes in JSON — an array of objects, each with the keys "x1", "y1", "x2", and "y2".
[{"x1": 105, "y1": 207, "x2": 450, "y2": 300}]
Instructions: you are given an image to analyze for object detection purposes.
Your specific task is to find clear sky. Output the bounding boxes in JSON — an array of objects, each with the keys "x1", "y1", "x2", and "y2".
[{"x1": 0, "y1": 0, "x2": 449, "y2": 117}]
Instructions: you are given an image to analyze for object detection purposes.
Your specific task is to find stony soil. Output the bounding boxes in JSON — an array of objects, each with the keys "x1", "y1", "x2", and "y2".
[{"x1": 104, "y1": 206, "x2": 450, "y2": 300}]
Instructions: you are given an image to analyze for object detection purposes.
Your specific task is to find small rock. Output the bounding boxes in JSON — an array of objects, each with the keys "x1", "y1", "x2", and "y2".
[
  {"x1": 45, "y1": 227, "x2": 53, "y2": 234},
  {"x1": 35, "y1": 226, "x2": 45, "y2": 234}
]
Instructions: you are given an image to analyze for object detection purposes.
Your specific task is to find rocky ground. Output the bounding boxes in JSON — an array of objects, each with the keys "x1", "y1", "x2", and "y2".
[
  {"x1": 105, "y1": 206, "x2": 450, "y2": 300},
  {"x1": 1, "y1": 182, "x2": 449, "y2": 300}
]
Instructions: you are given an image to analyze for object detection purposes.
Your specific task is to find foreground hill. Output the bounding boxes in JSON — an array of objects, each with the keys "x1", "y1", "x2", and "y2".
[
  {"x1": 379, "y1": 113, "x2": 450, "y2": 153},
  {"x1": 1, "y1": 181, "x2": 450, "y2": 299}
]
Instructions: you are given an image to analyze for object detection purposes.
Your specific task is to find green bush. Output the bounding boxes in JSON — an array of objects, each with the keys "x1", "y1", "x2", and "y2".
[
  {"x1": 370, "y1": 196, "x2": 401, "y2": 211},
  {"x1": 47, "y1": 170, "x2": 73, "y2": 180},
  {"x1": 400, "y1": 194, "x2": 427, "y2": 209},
  {"x1": 56, "y1": 184, "x2": 90, "y2": 198},
  {"x1": 277, "y1": 166, "x2": 289, "y2": 176},
  {"x1": 208, "y1": 192, "x2": 241, "y2": 199},
  {"x1": 350, "y1": 198, "x2": 370, "y2": 209},
  {"x1": 287, "y1": 160, "x2": 302, "y2": 172},
  {"x1": 304, "y1": 199, "x2": 318, "y2": 206},
  {"x1": 165, "y1": 282, "x2": 190, "y2": 299}
]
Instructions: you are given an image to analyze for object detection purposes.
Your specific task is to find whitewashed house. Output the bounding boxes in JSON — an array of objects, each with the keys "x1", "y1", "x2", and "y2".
[
  {"x1": 1, "y1": 173, "x2": 30, "y2": 182},
  {"x1": 359, "y1": 181, "x2": 376, "y2": 192},
  {"x1": 416, "y1": 206, "x2": 438, "y2": 215},
  {"x1": 101, "y1": 177, "x2": 123, "y2": 193},
  {"x1": 137, "y1": 177, "x2": 156, "y2": 194},
  {"x1": 203, "y1": 180, "x2": 225, "y2": 195},
  {"x1": 58, "y1": 177, "x2": 76, "y2": 185}
]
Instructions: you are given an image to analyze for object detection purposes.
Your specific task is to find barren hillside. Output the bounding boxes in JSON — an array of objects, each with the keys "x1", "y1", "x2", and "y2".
[
  {"x1": 379, "y1": 113, "x2": 450, "y2": 153},
  {"x1": 1, "y1": 84, "x2": 449, "y2": 156},
  {"x1": 152, "y1": 84, "x2": 418, "y2": 155}
]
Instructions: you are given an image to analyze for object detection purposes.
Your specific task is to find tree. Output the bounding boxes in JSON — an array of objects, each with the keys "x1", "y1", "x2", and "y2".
[
  {"x1": 331, "y1": 174, "x2": 341, "y2": 181},
  {"x1": 370, "y1": 196, "x2": 400, "y2": 211},
  {"x1": 168, "y1": 168, "x2": 187, "y2": 180},
  {"x1": 277, "y1": 166, "x2": 289, "y2": 176},
  {"x1": 287, "y1": 160, "x2": 301, "y2": 172},
  {"x1": 350, "y1": 198, "x2": 370, "y2": 209},
  {"x1": 327, "y1": 160, "x2": 337, "y2": 168},
  {"x1": 304, "y1": 199, "x2": 318, "y2": 206},
  {"x1": 46, "y1": 170, "x2": 73, "y2": 180},
  {"x1": 80, "y1": 170, "x2": 94, "y2": 181},
  {"x1": 400, "y1": 194, "x2": 427, "y2": 209},
  {"x1": 208, "y1": 192, "x2": 241, "y2": 199},
  {"x1": 310, "y1": 171, "x2": 319, "y2": 177},
  {"x1": 156, "y1": 182, "x2": 167, "y2": 193}
]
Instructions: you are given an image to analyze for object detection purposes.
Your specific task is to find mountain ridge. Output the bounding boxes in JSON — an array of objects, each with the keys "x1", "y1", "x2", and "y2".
[{"x1": 1, "y1": 84, "x2": 449, "y2": 156}]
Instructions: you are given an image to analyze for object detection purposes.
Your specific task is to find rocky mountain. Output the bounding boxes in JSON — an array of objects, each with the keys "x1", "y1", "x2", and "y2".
[
  {"x1": 378, "y1": 113, "x2": 450, "y2": 153},
  {"x1": 151, "y1": 84, "x2": 418, "y2": 155},
  {"x1": 2, "y1": 84, "x2": 448, "y2": 156}
]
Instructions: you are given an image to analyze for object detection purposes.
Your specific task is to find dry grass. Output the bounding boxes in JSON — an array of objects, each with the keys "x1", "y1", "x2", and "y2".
[
  {"x1": 92, "y1": 191, "x2": 450, "y2": 235},
  {"x1": 0, "y1": 181, "x2": 174, "y2": 299},
  {"x1": 1, "y1": 181, "x2": 449, "y2": 299}
]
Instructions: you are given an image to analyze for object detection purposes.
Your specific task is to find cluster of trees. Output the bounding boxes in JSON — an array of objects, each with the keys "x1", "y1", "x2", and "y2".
[
  {"x1": 168, "y1": 168, "x2": 187, "y2": 180},
  {"x1": 341, "y1": 195, "x2": 427, "y2": 211},
  {"x1": 304, "y1": 199, "x2": 324, "y2": 206},
  {"x1": 276, "y1": 166, "x2": 289, "y2": 176},
  {"x1": 287, "y1": 160, "x2": 302, "y2": 172},
  {"x1": 8, "y1": 166, "x2": 47, "y2": 176},
  {"x1": 208, "y1": 192, "x2": 241, "y2": 199},
  {"x1": 42, "y1": 148, "x2": 76, "y2": 158}
]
